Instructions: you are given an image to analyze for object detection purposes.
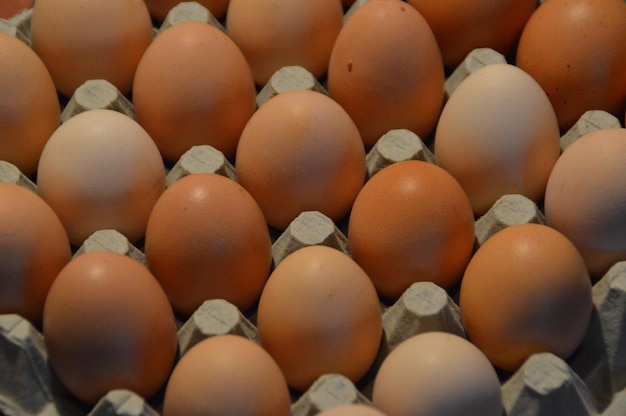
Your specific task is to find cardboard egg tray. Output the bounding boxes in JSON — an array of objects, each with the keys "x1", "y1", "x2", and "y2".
[{"x1": 1, "y1": 2, "x2": 626, "y2": 415}]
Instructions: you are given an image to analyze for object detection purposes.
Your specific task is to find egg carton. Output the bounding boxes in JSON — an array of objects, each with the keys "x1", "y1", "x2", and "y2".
[{"x1": 1, "y1": 2, "x2": 626, "y2": 415}]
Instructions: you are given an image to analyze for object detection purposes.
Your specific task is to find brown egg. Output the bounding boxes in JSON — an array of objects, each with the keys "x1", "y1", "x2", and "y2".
[
  {"x1": 256, "y1": 245, "x2": 382, "y2": 391},
  {"x1": 459, "y1": 223, "x2": 593, "y2": 372},
  {"x1": 348, "y1": 160, "x2": 475, "y2": 301},
  {"x1": 0, "y1": 0, "x2": 33, "y2": 19},
  {"x1": 372, "y1": 332, "x2": 503, "y2": 416},
  {"x1": 327, "y1": 0, "x2": 444, "y2": 148},
  {"x1": 434, "y1": 63, "x2": 561, "y2": 216},
  {"x1": 133, "y1": 21, "x2": 256, "y2": 162},
  {"x1": 407, "y1": 0, "x2": 536, "y2": 69},
  {"x1": 235, "y1": 90, "x2": 366, "y2": 230},
  {"x1": 163, "y1": 335, "x2": 291, "y2": 416},
  {"x1": 544, "y1": 128, "x2": 626, "y2": 279},
  {"x1": 0, "y1": 33, "x2": 60, "y2": 177},
  {"x1": 144, "y1": 0, "x2": 230, "y2": 22},
  {"x1": 144, "y1": 173, "x2": 272, "y2": 317},
  {"x1": 30, "y1": 0, "x2": 153, "y2": 97},
  {"x1": 36, "y1": 109, "x2": 166, "y2": 247},
  {"x1": 0, "y1": 183, "x2": 71, "y2": 326},
  {"x1": 43, "y1": 251, "x2": 178, "y2": 405},
  {"x1": 516, "y1": 0, "x2": 626, "y2": 131},
  {"x1": 226, "y1": 0, "x2": 343, "y2": 85}
]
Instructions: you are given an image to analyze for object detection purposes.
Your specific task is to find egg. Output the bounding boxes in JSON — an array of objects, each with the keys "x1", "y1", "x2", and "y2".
[
  {"x1": 348, "y1": 160, "x2": 475, "y2": 301},
  {"x1": 0, "y1": 32, "x2": 60, "y2": 177},
  {"x1": 36, "y1": 109, "x2": 166, "y2": 247},
  {"x1": 256, "y1": 245, "x2": 382, "y2": 391},
  {"x1": 372, "y1": 332, "x2": 503, "y2": 416},
  {"x1": 133, "y1": 20, "x2": 256, "y2": 162},
  {"x1": 235, "y1": 89, "x2": 366, "y2": 230},
  {"x1": 144, "y1": 0, "x2": 230, "y2": 22},
  {"x1": 43, "y1": 251, "x2": 178, "y2": 405},
  {"x1": 407, "y1": 0, "x2": 535, "y2": 69},
  {"x1": 30, "y1": 0, "x2": 153, "y2": 97},
  {"x1": 544, "y1": 128, "x2": 626, "y2": 279},
  {"x1": 0, "y1": 0, "x2": 33, "y2": 19},
  {"x1": 459, "y1": 223, "x2": 593, "y2": 372},
  {"x1": 0, "y1": 183, "x2": 71, "y2": 326},
  {"x1": 317, "y1": 405, "x2": 387, "y2": 416},
  {"x1": 434, "y1": 63, "x2": 561, "y2": 216},
  {"x1": 226, "y1": 0, "x2": 343, "y2": 86},
  {"x1": 515, "y1": 0, "x2": 626, "y2": 131},
  {"x1": 144, "y1": 173, "x2": 272, "y2": 317},
  {"x1": 327, "y1": 0, "x2": 444, "y2": 148},
  {"x1": 163, "y1": 335, "x2": 291, "y2": 416}
]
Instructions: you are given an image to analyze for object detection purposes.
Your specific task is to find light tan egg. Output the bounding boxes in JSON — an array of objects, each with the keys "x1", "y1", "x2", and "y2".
[
  {"x1": 434, "y1": 63, "x2": 561, "y2": 216},
  {"x1": 544, "y1": 128, "x2": 626, "y2": 278},
  {"x1": 36, "y1": 109, "x2": 166, "y2": 247},
  {"x1": 372, "y1": 332, "x2": 503, "y2": 416}
]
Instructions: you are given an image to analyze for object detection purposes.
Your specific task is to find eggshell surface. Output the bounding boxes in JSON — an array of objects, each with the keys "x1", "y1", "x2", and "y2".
[
  {"x1": 0, "y1": 0, "x2": 33, "y2": 18},
  {"x1": 0, "y1": 183, "x2": 71, "y2": 326},
  {"x1": 144, "y1": 173, "x2": 272, "y2": 317},
  {"x1": 544, "y1": 128, "x2": 626, "y2": 279},
  {"x1": 459, "y1": 223, "x2": 593, "y2": 372},
  {"x1": 256, "y1": 245, "x2": 382, "y2": 391},
  {"x1": 327, "y1": 0, "x2": 445, "y2": 148},
  {"x1": 348, "y1": 160, "x2": 475, "y2": 300},
  {"x1": 434, "y1": 63, "x2": 561, "y2": 216},
  {"x1": 515, "y1": 0, "x2": 626, "y2": 131},
  {"x1": 0, "y1": 33, "x2": 60, "y2": 177},
  {"x1": 407, "y1": 0, "x2": 536, "y2": 68},
  {"x1": 235, "y1": 90, "x2": 366, "y2": 230},
  {"x1": 36, "y1": 109, "x2": 166, "y2": 247},
  {"x1": 43, "y1": 251, "x2": 178, "y2": 405},
  {"x1": 30, "y1": 0, "x2": 153, "y2": 97},
  {"x1": 133, "y1": 21, "x2": 256, "y2": 162},
  {"x1": 226, "y1": 0, "x2": 343, "y2": 85},
  {"x1": 372, "y1": 332, "x2": 503, "y2": 416},
  {"x1": 163, "y1": 335, "x2": 291, "y2": 416}
]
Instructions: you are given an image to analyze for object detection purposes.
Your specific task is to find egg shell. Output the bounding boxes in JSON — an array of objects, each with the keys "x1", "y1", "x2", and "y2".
[
  {"x1": 0, "y1": 183, "x2": 71, "y2": 326},
  {"x1": 407, "y1": 0, "x2": 536, "y2": 69},
  {"x1": 515, "y1": 0, "x2": 626, "y2": 132},
  {"x1": 235, "y1": 89, "x2": 366, "y2": 230},
  {"x1": 348, "y1": 160, "x2": 475, "y2": 300},
  {"x1": 226, "y1": 0, "x2": 343, "y2": 85},
  {"x1": 327, "y1": 0, "x2": 445, "y2": 148},
  {"x1": 30, "y1": 0, "x2": 153, "y2": 97},
  {"x1": 163, "y1": 334, "x2": 291, "y2": 416},
  {"x1": 434, "y1": 63, "x2": 561, "y2": 216},
  {"x1": 256, "y1": 245, "x2": 383, "y2": 392},
  {"x1": 144, "y1": 173, "x2": 272, "y2": 317},
  {"x1": 0, "y1": 0, "x2": 33, "y2": 19},
  {"x1": 544, "y1": 127, "x2": 626, "y2": 279},
  {"x1": 0, "y1": 32, "x2": 60, "y2": 177},
  {"x1": 459, "y1": 223, "x2": 593, "y2": 372},
  {"x1": 372, "y1": 331, "x2": 503, "y2": 416},
  {"x1": 133, "y1": 20, "x2": 256, "y2": 162},
  {"x1": 42, "y1": 251, "x2": 178, "y2": 405},
  {"x1": 36, "y1": 109, "x2": 166, "y2": 247}
]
